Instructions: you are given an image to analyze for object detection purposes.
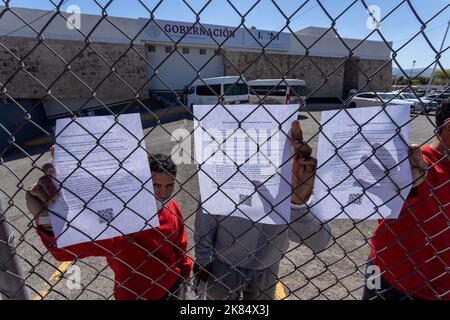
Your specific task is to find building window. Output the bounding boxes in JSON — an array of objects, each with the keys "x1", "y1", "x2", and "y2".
[
  {"x1": 182, "y1": 47, "x2": 190, "y2": 54},
  {"x1": 199, "y1": 49, "x2": 206, "y2": 55},
  {"x1": 165, "y1": 46, "x2": 172, "y2": 53},
  {"x1": 148, "y1": 45, "x2": 156, "y2": 52}
]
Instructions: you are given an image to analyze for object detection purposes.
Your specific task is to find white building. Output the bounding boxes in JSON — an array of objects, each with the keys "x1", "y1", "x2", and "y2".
[{"x1": 0, "y1": 6, "x2": 393, "y2": 111}]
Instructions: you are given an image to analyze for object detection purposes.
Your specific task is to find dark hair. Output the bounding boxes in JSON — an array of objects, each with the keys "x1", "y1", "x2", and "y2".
[
  {"x1": 436, "y1": 98, "x2": 450, "y2": 134},
  {"x1": 149, "y1": 153, "x2": 177, "y2": 177}
]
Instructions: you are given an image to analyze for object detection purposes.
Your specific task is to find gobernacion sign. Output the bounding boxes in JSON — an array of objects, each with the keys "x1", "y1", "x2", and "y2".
[{"x1": 137, "y1": 18, "x2": 290, "y2": 51}]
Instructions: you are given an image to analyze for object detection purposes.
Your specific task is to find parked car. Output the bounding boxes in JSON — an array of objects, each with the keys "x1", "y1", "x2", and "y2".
[
  {"x1": 426, "y1": 88, "x2": 450, "y2": 105},
  {"x1": 348, "y1": 92, "x2": 414, "y2": 110},
  {"x1": 414, "y1": 89, "x2": 428, "y2": 98},
  {"x1": 391, "y1": 92, "x2": 438, "y2": 113}
]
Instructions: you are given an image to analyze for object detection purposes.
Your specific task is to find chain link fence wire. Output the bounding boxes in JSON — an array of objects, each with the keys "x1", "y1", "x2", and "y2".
[{"x1": 0, "y1": 0, "x2": 449, "y2": 300}]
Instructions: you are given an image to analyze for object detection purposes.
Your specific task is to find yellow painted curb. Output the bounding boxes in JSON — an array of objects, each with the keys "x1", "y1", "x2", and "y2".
[
  {"x1": 275, "y1": 281, "x2": 286, "y2": 300},
  {"x1": 32, "y1": 261, "x2": 72, "y2": 300}
]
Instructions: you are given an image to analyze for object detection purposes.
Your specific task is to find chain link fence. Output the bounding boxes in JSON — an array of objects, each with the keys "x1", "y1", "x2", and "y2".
[{"x1": 0, "y1": 0, "x2": 449, "y2": 300}]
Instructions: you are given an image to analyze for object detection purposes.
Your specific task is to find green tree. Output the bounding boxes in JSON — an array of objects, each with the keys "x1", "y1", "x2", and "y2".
[
  {"x1": 396, "y1": 75, "x2": 406, "y2": 85},
  {"x1": 412, "y1": 76, "x2": 430, "y2": 86},
  {"x1": 432, "y1": 69, "x2": 449, "y2": 84}
]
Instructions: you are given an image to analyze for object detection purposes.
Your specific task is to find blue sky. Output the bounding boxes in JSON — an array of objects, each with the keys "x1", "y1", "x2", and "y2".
[{"x1": 5, "y1": 0, "x2": 450, "y2": 72}]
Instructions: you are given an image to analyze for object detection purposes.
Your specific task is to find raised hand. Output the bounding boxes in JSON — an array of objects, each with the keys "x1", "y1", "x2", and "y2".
[
  {"x1": 26, "y1": 147, "x2": 59, "y2": 230},
  {"x1": 291, "y1": 121, "x2": 317, "y2": 204}
]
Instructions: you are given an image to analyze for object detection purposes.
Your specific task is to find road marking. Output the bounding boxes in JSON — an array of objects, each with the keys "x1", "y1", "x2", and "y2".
[
  {"x1": 49, "y1": 261, "x2": 72, "y2": 281},
  {"x1": 33, "y1": 262, "x2": 286, "y2": 300},
  {"x1": 275, "y1": 281, "x2": 286, "y2": 300},
  {"x1": 32, "y1": 290, "x2": 50, "y2": 300},
  {"x1": 32, "y1": 261, "x2": 71, "y2": 300}
]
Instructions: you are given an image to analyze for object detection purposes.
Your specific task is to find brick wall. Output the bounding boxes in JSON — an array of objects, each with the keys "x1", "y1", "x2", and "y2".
[
  {"x1": 223, "y1": 51, "x2": 392, "y2": 98},
  {"x1": 357, "y1": 59, "x2": 392, "y2": 93},
  {"x1": 0, "y1": 36, "x2": 392, "y2": 101},
  {"x1": 0, "y1": 36, "x2": 148, "y2": 100}
]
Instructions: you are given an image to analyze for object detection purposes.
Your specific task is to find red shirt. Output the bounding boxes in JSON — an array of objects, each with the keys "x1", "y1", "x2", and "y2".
[
  {"x1": 37, "y1": 200, "x2": 192, "y2": 300},
  {"x1": 370, "y1": 145, "x2": 449, "y2": 300}
]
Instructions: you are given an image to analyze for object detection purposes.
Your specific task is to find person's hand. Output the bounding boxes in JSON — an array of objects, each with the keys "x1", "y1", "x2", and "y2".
[
  {"x1": 26, "y1": 160, "x2": 59, "y2": 230},
  {"x1": 355, "y1": 142, "x2": 427, "y2": 198},
  {"x1": 408, "y1": 144, "x2": 427, "y2": 187},
  {"x1": 193, "y1": 262, "x2": 212, "y2": 283},
  {"x1": 291, "y1": 121, "x2": 317, "y2": 205}
]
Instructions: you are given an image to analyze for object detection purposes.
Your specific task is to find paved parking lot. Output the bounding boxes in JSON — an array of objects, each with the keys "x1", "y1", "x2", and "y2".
[{"x1": 0, "y1": 109, "x2": 438, "y2": 300}]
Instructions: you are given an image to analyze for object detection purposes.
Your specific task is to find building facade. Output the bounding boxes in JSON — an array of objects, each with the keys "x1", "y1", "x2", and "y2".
[{"x1": 0, "y1": 6, "x2": 393, "y2": 118}]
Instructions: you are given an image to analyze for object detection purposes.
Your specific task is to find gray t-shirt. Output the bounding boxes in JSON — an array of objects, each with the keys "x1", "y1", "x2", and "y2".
[{"x1": 194, "y1": 199, "x2": 332, "y2": 270}]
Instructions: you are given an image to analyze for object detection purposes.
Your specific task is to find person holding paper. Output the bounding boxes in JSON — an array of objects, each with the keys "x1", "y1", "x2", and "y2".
[
  {"x1": 26, "y1": 153, "x2": 192, "y2": 300},
  {"x1": 363, "y1": 100, "x2": 449, "y2": 300},
  {"x1": 193, "y1": 121, "x2": 332, "y2": 300}
]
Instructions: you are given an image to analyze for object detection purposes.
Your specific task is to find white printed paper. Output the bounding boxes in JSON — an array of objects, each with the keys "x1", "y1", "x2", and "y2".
[
  {"x1": 49, "y1": 114, "x2": 159, "y2": 248},
  {"x1": 312, "y1": 105, "x2": 412, "y2": 221},
  {"x1": 194, "y1": 104, "x2": 298, "y2": 224}
]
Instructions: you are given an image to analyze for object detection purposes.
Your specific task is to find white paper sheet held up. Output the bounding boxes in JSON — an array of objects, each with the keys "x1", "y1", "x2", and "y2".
[
  {"x1": 194, "y1": 104, "x2": 298, "y2": 225},
  {"x1": 311, "y1": 105, "x2": 412, "y2": 221},
  {"x1": 48, "y1": 114, "x2": 159, "y2": 248}
]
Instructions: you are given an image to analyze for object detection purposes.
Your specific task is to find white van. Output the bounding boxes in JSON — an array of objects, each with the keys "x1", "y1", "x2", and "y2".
[
  {"x1": 248, "y1": 79, "x2": 306, "y2": 104},
  {"x1": 186, "y1": 76, "x2": 250, "y2": 107}
]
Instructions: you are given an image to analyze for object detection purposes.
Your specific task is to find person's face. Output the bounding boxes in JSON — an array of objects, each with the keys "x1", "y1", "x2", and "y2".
[{"x1": 152, "y1": 172, "x2": 175, "y2": 202}]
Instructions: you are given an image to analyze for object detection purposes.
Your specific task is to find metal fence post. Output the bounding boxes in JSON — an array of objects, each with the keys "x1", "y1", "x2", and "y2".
[{"x1": 0, "y1": 199, "x2": 29, "y2": 300}]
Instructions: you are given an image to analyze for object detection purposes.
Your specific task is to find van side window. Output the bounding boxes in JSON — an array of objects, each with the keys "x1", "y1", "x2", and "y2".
[
  {"x1": 223, "y1": 83, "x2": 248, "y2": 96},
  {"x1": 188, "y1": 87, "x2": 195, "y2": 94},
  {"x1": 196, "y1": 85, "x2": 221, "y2": 96},
  {"x1": 290, "y1": 85, "x2": 306, "y2": 96},
  {"x1": 250, "y1": 85, "x2": 286, "y2": 96}
]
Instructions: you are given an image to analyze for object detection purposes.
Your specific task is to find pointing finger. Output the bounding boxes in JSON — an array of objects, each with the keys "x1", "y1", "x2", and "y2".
[
  {"x1": 291, "y1": 121, "x2": 303, "y2": 143},
  {"x1": 291, "y1": 121, "x2": 312, "y2": 157}
]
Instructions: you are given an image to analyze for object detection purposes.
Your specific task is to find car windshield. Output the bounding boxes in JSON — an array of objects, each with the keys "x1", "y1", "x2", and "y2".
[
  {"x1": 402, "y1": 93, "x2": 416, "y2": 99},
  {"x1": 378, "y1": 93, "x2": 396, "y2": 101}
]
